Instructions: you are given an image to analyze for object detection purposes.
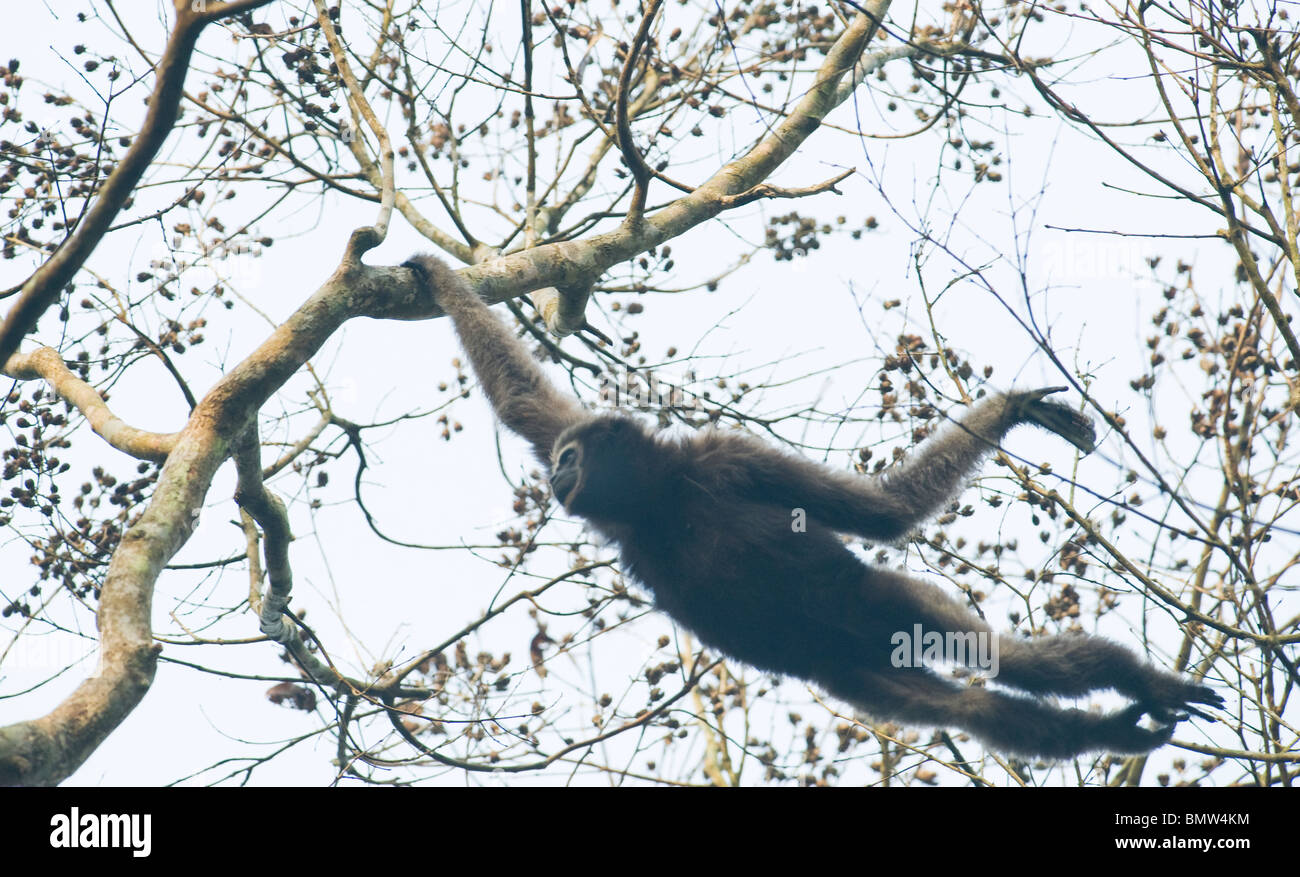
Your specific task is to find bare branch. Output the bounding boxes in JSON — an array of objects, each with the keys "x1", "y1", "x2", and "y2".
[
  {"x1": 314, "y1": 0, "x2": 395, "y2": 241},
  {"x1": 0, "y1": 0, "x2": 276, "y2": 369},
  {"x1": 718, "y1": 168, "x2": 856, "y2": 209},
  {"x1": 3, "y1": 347, "x2": 178, "y2": 462},
  {"x1": 616, "y1": 0, "x2": 663, "y2": 222}
]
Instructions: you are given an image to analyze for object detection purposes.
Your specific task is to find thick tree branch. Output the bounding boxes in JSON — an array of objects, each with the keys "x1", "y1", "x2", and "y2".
[
  {"x1": 461, "y1": 1, "x2": 890, "y2": 301},
  {"x1": 530, "y1": 282, "x2": 595, "y2": 337}
]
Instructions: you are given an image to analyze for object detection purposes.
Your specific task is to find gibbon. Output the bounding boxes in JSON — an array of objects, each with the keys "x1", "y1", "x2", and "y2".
[{"x1": 406, "y1": 254, "x2": 1220, "y2": 759}]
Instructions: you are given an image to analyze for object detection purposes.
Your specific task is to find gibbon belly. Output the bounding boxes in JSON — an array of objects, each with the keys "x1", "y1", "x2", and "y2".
[{"x1": 615, "y1": 499, "x2": 883, "y2": 684}]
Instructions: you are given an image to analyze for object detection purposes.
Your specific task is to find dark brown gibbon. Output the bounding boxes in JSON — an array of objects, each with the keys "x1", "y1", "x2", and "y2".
[{"x1": 406, "y1": 254, "x2": 1221, "y2": 759}]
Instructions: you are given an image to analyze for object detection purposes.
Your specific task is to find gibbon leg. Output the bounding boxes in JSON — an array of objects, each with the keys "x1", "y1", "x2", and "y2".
[
  {"x1": 828, "y1": 666, "x2": 1178, "y2": 758},
  {"x1": 845, "y1": 566, "x2": 994, "y2": 646},
  {"x1": 837, "y1": 567, "x2": 1221, "y2": 717},
  {"x1": 995, "y1": 634, "x2": 1222, "y2": 713}
]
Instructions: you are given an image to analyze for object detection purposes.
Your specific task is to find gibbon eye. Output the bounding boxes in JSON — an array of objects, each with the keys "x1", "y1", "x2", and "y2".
[{"x1": 558, "y1": 446, "x2": 578, "y2": 467}]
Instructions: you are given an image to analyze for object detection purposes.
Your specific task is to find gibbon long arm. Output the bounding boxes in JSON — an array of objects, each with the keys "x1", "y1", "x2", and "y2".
[
  {"x1": 405, "y1": 255, "x2": 590, "y2": 464},
  {"x1": 697, "y1": 389, "x2": 1094, "y2": 543}
]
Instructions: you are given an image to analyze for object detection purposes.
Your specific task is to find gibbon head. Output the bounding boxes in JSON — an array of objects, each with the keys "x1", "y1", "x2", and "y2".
[{"x1": 550, "y1": 417, "x2": 658, "y2": 521}]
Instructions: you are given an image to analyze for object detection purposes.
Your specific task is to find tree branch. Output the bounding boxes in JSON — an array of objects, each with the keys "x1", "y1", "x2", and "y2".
[
  {"x1": 0, "y1": 0, "x2": 277, "y2": 370},
  {"x1": 616, "y1": 0, "x2": 663, "y2": 222},
  {"x1": 0, "y1": 0, "x2": 893, "y2": 785},
  {"x1": 2, "y1": 347, "x2": 178, "y2": 462}
]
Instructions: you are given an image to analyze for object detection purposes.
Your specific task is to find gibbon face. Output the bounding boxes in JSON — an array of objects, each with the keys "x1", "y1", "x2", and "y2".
[
  {"x1": 549, "y1": 417, "x2": 658, "y2": 522},
  {"x1": 549, "y1": 439, "x2": 584, "y2": 510}
]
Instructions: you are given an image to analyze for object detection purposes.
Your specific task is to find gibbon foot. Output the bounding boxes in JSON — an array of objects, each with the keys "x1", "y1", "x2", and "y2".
[{"x1": 1090, "y1": 703, "x2": 1182, "y2": 754}]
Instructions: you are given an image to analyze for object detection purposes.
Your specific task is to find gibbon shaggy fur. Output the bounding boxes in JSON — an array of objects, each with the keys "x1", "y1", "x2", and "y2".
[{"x1": 407, "y1": 254, "x2": 1220, "y2": 759}]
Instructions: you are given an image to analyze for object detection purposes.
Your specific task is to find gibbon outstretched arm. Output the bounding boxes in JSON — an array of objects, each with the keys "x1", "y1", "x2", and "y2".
[
  {"x1": 405, "y1": 254, "x2": 590, "y2": 465},
  {"x1": 702, "y1": 389, "x2": 1094, "y2": 542}
]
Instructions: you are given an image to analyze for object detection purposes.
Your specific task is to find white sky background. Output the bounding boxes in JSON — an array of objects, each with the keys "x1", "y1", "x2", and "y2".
[{"x1": 0, "y1": 0, "x2": 1279, "y2": 785}]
